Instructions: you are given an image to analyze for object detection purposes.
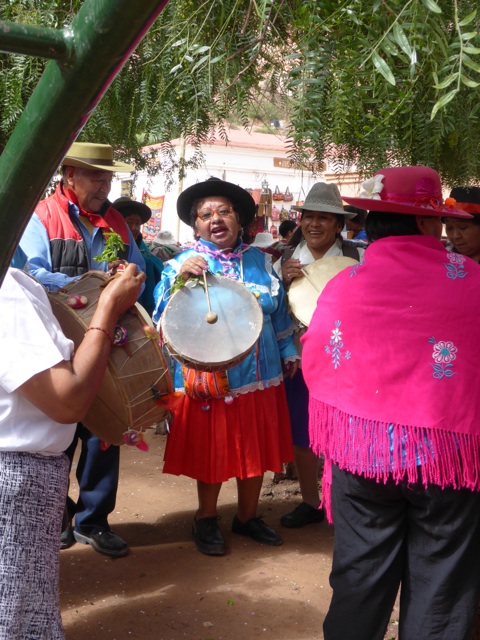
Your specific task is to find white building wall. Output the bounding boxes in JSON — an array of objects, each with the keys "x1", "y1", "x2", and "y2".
[{"x1": 111, "y1": 131, "x2": 362, "y2": 244}]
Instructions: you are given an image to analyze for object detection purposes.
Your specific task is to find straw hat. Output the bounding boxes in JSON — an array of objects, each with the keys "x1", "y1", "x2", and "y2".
[
  {"x1": 62, "y1": 142, "x2": 134, "y2": 172},
  {"x1": 113, "y1": 197, "x2": 151, "y2": 224},
  {"x1": 343, "y1": 166, "x2": 472, "y2": 219},
  {"x1": 291, "y1": 183, "x2": 355, "y2": 218},
  {"x1": 177, "y1": 177, "x2": 255, "y2": 227}
]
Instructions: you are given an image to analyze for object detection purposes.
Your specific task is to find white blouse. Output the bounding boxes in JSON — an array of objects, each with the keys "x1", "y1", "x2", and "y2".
[
  {"x1": 273, "y1": 238, "x2": 365, "y2": 278},
  {"x1": 0, "y1": 268, "x2": 76, "y2": 454}
]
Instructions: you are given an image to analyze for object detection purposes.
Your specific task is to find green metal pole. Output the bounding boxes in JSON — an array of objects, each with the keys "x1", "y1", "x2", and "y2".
[
  {"x1": 0, "y1": 0, "x2": 170, "y2": 285},
  {"x1": 0, "y1": 21, "x2": 72, "y2": 60}
]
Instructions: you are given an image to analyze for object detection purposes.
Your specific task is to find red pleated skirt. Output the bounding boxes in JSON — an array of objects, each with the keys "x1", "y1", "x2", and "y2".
[{"x1": 163, "y1": 384, "x2": 294, "y2": 483}]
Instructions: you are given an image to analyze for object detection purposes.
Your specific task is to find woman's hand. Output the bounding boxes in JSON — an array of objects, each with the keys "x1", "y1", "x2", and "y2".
[
  {"x1": 179, "y1": 256, "x2": 208, "y2": 280},
  {"x1": 282, "y1": 258, "x2": 304, "y2": 284},
  {"x1": 283, "y1": 360, "x2": 300, "y2": 379}
]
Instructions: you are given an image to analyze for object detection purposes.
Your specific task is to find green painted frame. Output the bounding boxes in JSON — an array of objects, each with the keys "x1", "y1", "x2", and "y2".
[{"x1": 0, "y1": 0, "x2": 169, "y2": 284}]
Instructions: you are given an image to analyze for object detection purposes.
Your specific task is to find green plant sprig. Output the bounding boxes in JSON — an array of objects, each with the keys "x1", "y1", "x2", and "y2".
[
  {"x1": 94, "y1": 228, "x2": 125, "y2": 263},
  {"x1": 170, "y1": 273, "x2": 206, "y2": 295}
]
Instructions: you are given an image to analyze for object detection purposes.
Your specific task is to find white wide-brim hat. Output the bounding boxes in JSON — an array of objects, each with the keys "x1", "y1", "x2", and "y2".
[
  {"x1": 252, "y1": 232, "x2": 275, "y2": 247},
  {"x1": 153, "y1": 230, "x2": 177, "y2": 245}
]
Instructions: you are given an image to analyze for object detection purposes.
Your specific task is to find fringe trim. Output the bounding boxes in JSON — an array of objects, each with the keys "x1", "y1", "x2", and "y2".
[
  {"x1": 309, "y1": 398, "x2": 480, "y2": 522},
  {"x1": 321, "y1": 459, "x2": 333, "y2": 525}
]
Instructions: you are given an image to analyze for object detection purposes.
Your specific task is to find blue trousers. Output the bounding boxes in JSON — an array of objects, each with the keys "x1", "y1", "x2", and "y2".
[
  {"x1": 283, "y1": 368, "x2": 310, "y2": 448},
  {"x1": 64, "y1": 423, "x2": 120, "y2": 535},
  {"x1": 324, "y1": 464, "x2": 480, "y2": 640}
]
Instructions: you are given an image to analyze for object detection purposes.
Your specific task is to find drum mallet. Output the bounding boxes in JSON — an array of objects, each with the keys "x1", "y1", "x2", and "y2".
[{"x1": 203, "y1": 271, "x2": 218, "y2": 324}]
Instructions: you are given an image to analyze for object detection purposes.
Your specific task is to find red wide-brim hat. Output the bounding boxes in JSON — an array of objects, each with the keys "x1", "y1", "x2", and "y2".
[{"x1": 342, "y1": 166, "x2": 472, "y2": 219}]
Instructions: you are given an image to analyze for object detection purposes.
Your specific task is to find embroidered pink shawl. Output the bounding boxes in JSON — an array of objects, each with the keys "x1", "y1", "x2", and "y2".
[{"x1": 301, "y1": 235, "x2": 480, "y2": 522}]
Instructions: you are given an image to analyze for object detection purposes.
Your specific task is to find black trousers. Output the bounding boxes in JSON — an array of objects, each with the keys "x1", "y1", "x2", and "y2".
[{"x1": 324, "y1": 464, "x2": 480, "y2": 640}]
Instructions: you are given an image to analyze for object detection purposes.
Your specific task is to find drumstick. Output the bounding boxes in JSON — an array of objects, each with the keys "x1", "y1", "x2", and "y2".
[
  {"x1": 203, "y1": 271, "x2": 218, "y2": 324},
  {"x1": 300, "y1": 268, "x2": 321, "y2": 292}
]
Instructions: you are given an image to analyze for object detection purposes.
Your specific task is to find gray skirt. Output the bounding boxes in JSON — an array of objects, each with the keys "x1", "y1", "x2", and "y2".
[{"x1": 0, "y1": 451, "x2": 69, "y2": 639}]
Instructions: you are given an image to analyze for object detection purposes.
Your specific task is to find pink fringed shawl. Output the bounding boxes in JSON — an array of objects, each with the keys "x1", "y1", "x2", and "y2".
[{"x1": 301, "y1": 235, "x2": 480, "y2": 522}]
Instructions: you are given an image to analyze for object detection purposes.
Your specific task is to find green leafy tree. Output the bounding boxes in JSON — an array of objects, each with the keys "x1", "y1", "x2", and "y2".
[{"x1": 1, "y1": 0, "x2": 480, "y2": 186}]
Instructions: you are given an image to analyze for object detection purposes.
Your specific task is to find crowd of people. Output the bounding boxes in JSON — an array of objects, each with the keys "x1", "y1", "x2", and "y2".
[{"x1": 2, "y1": 141, "x2": 480, "y2": 639}]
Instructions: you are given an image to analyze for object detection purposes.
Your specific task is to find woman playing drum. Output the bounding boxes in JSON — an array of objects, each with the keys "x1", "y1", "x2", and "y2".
[{"x1": 153, "y1": 178, "x2": 298, "y2": 556}]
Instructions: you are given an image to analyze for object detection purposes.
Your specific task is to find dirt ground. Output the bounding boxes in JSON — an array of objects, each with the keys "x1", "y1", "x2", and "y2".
[{"x1": 59, "y1": 430, "x2": 400, "y2": 640}]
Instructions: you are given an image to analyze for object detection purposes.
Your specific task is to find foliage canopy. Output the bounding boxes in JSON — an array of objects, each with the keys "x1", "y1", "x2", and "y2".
[{"x1": 1, "y1": 0, "x2": 480, "y2": 187}]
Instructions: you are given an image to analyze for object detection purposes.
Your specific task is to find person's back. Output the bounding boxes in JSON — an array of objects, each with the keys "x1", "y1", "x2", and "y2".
[{"x1": 302, "y1": 165, "x2": 480, "y2": 640}]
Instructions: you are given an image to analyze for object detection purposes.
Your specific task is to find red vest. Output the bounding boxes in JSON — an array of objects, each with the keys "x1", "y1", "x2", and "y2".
[{"x1": 35, "y1": 184, "x2": 130, "y2": 276}]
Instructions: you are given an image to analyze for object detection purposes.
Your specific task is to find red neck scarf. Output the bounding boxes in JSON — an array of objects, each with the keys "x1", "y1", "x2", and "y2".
[{"x1": 62, "y1": 185, "x2": 110, "y2": 229}]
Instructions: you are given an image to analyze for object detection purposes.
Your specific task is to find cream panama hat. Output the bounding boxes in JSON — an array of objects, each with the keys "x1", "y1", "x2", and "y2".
[{"x1": 62, "y1": 142, "x2": 134, "y2": 172}]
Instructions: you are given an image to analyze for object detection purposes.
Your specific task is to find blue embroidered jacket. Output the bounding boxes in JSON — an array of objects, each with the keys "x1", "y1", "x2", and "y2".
[{"x1": 153, "y1": 239, "x2": 298, "y2": 394}]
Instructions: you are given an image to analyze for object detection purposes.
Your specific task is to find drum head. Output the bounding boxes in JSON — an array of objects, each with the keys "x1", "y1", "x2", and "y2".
[
  {"x1": 161, "y1": 273, "x2": 263, "y2": 371},
  {"x1": 288, "y1": 255, "x2": 358, "y2": 326}
]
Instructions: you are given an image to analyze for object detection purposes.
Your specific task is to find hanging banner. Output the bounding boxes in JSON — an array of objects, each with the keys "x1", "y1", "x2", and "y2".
[{"x1": 141, "y1": 190, "x2": 165, "y2": 241}]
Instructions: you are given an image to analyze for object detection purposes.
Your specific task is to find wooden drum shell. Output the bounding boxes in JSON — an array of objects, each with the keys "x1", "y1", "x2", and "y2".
[{"x1": 48, "y1": 272, "x2": 172, "y2": 444}]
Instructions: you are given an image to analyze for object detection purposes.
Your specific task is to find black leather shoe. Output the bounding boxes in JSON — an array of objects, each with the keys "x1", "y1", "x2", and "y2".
[
  {"x1": 232, "y1": 515, "x2": 283, "y2": 546},
  {"x1": 192, "y1": 517, "x2": 225, "y2": 556},
  {"x1": 73, "y1": 530, "x2": 129, "y2": 558},
  {"x1": 60, "y1": 526, "x2": 76, "y2": 550},
  {"x1": 280, "y1": 502, "x2": 325, "y2": 528}
]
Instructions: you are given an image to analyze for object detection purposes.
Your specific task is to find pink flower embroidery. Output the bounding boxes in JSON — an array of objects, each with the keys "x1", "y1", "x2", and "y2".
[
  {"x1": 432, "y1": 341, "x2": 457, "y2": 364},
  {"x1": 447, "y1": 252, "x2": 466, "y2": 265}
]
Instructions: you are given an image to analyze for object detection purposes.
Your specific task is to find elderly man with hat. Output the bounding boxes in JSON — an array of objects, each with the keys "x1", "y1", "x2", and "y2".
[
  {"x1": 152, "y1": 177, "x2": 298, "y2": 557},
  {"x1": 113, "y1": 197, "x2": 164, "y2": 316},
  {"x1": 20, "y1": 142, "x2": 146, "y2": 558},
  {"x1": 301, "y1": 166, "x2": 480, "y2": 639}
]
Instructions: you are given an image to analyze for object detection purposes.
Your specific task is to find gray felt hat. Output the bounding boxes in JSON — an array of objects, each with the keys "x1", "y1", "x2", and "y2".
[{"x1": 291, "y1": 183, "x2": 355, "y2": 218}]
